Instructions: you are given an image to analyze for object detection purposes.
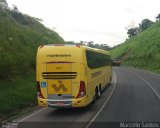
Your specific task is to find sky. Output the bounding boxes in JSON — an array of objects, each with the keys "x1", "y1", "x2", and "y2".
[{"x1": 7, "y1": 0, "x2": 160, "y2": 46}]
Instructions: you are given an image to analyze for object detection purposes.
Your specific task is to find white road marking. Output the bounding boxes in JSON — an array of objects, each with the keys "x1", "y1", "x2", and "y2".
[
  {"x1": 85, "y1": 72, "x2": 117, "y2": 128},
  {"x1": 129, "y1": 70, "x2": 160, "y2": 99},
  {"x1": 18, "y1": 107, "x2": 47, "y2": 122},
  {"x1": 139, "y1": 69, "x2": 160, "y2": 77},
  {"x1": 123, "y1": 66, "x2": 160, "y2": 77}
]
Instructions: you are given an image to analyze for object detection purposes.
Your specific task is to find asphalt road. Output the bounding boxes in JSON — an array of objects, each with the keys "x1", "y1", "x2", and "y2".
[{"x1": 15, "y1": 67, "x2": 160, "y2": 128}]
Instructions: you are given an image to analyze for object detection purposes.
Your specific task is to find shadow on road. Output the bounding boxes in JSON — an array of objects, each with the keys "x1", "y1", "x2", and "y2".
[{"x1": 48, "y1": 105, "x2": 92, "y2": 117}]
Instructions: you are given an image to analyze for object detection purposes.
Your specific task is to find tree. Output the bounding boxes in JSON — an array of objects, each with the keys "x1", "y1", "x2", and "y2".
[
  {"x1": 66, "y1": 41, "x2": 75, "y2": 44},
  {"x1": 156, "y1": 14, "x2": 160, "y2": 22},
  {"x1": 0, "y1": 0, "x2": 8, "y2": 17},
  {"x1": 87, "y1": 41, "x2": 94, "y2": 47},
  {"x1": 12, "y1": 5, "x2": 19, "y2": 12},
  {"x1": 99, "y1": 44, "x2": 110, "y2": 50},
  {"x1": 0, "y1": 0, "x2": 8, "y2": 8},
  {"x1": 125, "y1": 21, "x2": 136, "y2": 30},
  {"x1": 139, "y1": 19, "x2": 154, "y2": 32},
  {"x1": 94, "y1": 44, "x2": 100, "y2": 49},
  {"x1": 36, "y1": 18, "x2": 44, "y2": 22},
  {"x1": 127, "y1": 27, "x2": 139, "y2": 38},
  {"x1": 125, "y1": 21, "x2": 139, "y2": 38}
]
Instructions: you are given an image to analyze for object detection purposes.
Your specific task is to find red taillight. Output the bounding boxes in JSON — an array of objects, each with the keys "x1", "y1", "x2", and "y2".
[
  {"x1": 76, "y1": 81, "x2": 86, "y2": 98},
  {"x1": 37, "y1": 81, "x2": 44, "y2": 98}
]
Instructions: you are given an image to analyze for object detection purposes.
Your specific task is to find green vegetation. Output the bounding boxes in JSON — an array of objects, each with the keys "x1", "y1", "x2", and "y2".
[
  {"x1": 110, "y1": 21, "x2": 160, "y2": 74},
  {"x1": 0, "y1": 74, "x2": 36, "y2": 120},
  {"x1": 0, "y1": 6, "x2": 64, "y2": 79},
  {"x1": 0, "y1": 1, "x2": 64, "y2": 121}
]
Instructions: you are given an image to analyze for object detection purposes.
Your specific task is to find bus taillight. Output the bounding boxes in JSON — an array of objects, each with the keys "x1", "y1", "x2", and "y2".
[
  {"x1": 76, "y1": 81, "x2": 86, "y2": 98},
  {"x1": 37, "y1": 81, "x2": 44, "y2": 98}
]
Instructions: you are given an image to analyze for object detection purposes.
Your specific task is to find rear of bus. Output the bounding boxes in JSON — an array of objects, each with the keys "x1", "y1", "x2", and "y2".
[{"x1": 36, "y1": 44, "x2": 88, "y2": 107}]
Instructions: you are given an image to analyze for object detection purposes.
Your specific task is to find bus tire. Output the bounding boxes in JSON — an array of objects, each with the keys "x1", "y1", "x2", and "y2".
[
  {"x1": 108, "y1": 76, "x2": 112, "y2": 86},
  {"x1": 96, "y1": 87, "x2": 100, "y2": 99},
  {"x1": 99, "y1": 85, "x2": 102, "y2": 94}
]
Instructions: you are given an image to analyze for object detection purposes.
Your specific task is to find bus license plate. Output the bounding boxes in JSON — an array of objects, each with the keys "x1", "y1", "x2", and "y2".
[{"x1": 56, "y1": 101, "x2": 64, "y2": 106}]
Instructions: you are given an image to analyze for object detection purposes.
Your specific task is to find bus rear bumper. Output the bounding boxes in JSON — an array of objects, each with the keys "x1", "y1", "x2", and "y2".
[{"x1": 38, "y1": 96, "x2": 88, "y2": 108}]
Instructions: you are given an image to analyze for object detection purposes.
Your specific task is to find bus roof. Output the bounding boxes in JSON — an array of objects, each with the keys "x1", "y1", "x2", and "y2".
[{"x1": 39, "y1": 44, "x2": 110, "y2": 55}]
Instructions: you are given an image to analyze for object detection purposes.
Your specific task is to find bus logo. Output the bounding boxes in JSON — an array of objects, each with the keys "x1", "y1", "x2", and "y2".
[
  {"x1": 52, "y1": 80, "x2": 67, "y2": 92},
  {"x1": 41, "y1": 82, "x2": 46, "y2": 88}
]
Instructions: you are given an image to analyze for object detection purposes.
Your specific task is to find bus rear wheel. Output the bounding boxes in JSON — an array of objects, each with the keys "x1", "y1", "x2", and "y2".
[
  {"x1": 96, "y1": 87, "x2": 101, "y2": 99},
  {"x1": 108, "y1": 76, "x2": 112, "y2": 86},
  {"x1": 92, "y1": 86, "x2": 101, "y2": 104}
]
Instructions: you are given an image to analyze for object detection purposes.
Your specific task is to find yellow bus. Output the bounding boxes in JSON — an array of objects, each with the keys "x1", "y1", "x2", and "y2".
[{"x1": 36, "y1": 44, "x2": 112, "y2": 108}]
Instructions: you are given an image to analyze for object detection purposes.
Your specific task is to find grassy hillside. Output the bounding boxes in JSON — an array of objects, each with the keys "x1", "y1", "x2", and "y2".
[
  {"x1": 0, "y1": 5, "x2": 64, "y2": 121},
  {"x1": 0, "y1": 7, "x2": 64, "y2": 80},
  {"x1": 110, "y1": 21, "x2": 160, "y2": 73}
]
